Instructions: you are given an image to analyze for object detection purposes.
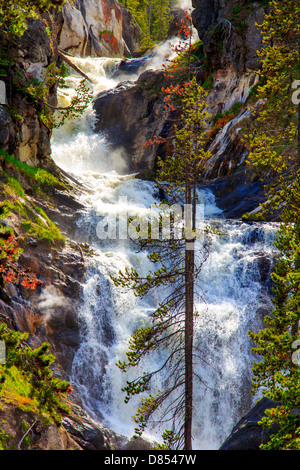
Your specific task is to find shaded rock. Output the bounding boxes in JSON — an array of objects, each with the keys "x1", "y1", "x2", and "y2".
[
  {"x1": 62, "y1": 403, "x2": 120, "y2": 450},
  {"x1": 93, "y1": 70, "x2": 172, "y2": 171},
  {"x1": 0, "y1": 107, "x2": 16, "y2": 154},
  {"x1": 220, "y1": 397, "x2": 281, "y2": 450},
  {"x1": 192, "y1": 0, "x2": 265, "y2": 74},
  {"x1": 120, "y1": 5, "x2": 142, "y2": 56},
  {"x1": 192, "y1": 0, "x2": 224, "y2": 47}
]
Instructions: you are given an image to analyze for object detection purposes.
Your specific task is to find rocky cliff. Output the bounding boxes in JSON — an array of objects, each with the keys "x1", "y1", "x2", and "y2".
[
  {"x1": 0, "y1": 14, "x2": 61, "y2": 169},
  {"x1": 58, "y1": 0, "x2": 141, "y2": 58}
]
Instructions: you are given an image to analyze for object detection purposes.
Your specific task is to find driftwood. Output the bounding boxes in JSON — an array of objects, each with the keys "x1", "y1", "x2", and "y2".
[{"x1": 58, "y1": 50, "x2": 94, "y2": 83}]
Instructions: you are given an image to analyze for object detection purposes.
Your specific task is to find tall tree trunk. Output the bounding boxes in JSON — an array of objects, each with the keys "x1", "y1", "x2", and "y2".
[
  {"x1": 148, "y1": 0, "x2": 153, "y2": 36},
  {"x1": 184, "y1": 179, "x2": 195, "y2": 450}
]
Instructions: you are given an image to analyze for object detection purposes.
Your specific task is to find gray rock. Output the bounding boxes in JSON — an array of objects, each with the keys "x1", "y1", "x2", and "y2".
[
  {"x1": 93, "y1": 70, "x2": 172, "y2": 172},
  {"x1": 220, "y1": 397, "x2": 281, "y2": 450},
  {"x1": 59, "y1": 0, "x2": 141, "y2": 58}
]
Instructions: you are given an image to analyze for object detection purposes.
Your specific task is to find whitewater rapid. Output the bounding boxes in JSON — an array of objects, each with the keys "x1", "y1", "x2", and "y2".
[{"x1": 51, "y1": 46, "x2": 278, "y2": 449}]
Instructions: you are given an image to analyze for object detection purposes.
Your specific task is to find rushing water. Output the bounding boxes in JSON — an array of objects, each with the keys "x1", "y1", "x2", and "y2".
[{"x1": 51, "y1": 41, "x2": 278, "y2": 449}]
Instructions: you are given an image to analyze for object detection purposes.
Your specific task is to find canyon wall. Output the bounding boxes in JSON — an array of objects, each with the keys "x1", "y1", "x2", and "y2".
[{"x1": 58, "y1": 0, "x2": 141, "y2": 58}]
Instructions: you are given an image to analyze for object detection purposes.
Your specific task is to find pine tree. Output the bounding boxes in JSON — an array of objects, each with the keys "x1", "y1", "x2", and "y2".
[
  {"x1": 248, "y1": 176, "x2": 300, "y2": 449},
  {"x1": 120, "y1": 0, "x2": 171, "y2": 49},
  {"x1": 246, "y1": 0, "x2": 300, "y2": 179},
  {"x1": 111, "y1": 48, "x2": 213, "y2": 448},
  {"x1": 247, "y1": 0, "x2": 300, "y2": 449}
]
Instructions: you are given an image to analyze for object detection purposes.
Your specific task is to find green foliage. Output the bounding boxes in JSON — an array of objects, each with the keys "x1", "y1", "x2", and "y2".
[
  {"x1": 0, "y1": 149, "x2": 65, "y2": 246},
  {"x1": 242, "y1": 211, "x2": 266, "y2": 222},
  {"x1": 243, "y1": 0, "x2": 299, "y2": 177},
  {"x1": 120, "y1": 0, "x2": 171, "y2": 49},
  {"x1": 0, "y1": 0, "x2": 92, "y2": 130},
  {"x1": 21, "y1": 205, "x2": 65, "y2": 245},
  {"x1": 248, "y1": 173, "x2": 300, "y2": 449},
  {"x1": 153, "y1": 429, "x2": 179, "y2": 450},
  {"x1": 0, "y1": 0, "x2": 66, "y2": 39},
  {"x1": 0, "y1": 427, "x2": 12, "y2": 450},
  {"x1": 53, "y1": 79, "x2": 93, "y2": 128},
  {"x1": 0, "y1": 149, "x2": 64, "y2": 189},
  {"x1": 0, "y1": 323, "x2": 72, "y2": 425}
]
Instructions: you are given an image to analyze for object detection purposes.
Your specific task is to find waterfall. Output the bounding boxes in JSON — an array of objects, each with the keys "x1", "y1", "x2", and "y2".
[{"x1": 51, "y1": 43, "x2": 278, "y2": 449}]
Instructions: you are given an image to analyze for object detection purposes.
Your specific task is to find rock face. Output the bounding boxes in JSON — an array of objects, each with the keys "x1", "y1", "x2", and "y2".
[
  {"x1": 0, "y1": 401, "x2": 82, "y2": 450},
  {"x1": 93, "y1": 69, "x2": 173, "y2": 171},
  {"x1": 192, "y1": 0, "x2": 224, "y2": 46},
  {"x1": 192, "y1": 0, "x2": 265, "y2": 73},
  {"x1": 0, "y1": 180, "x2": 86, "y2": 376},
  {"x1": 0, "y1": 1, "x2": 141, "y2": 169},
  {"x1": 58, "y1": 0, "x2": 141, "y2": 58},
  {"x1": 0, "y1": 15, "x2": 60, "y2": 167},
  {"x1": 220, "y1": 398, "x2": 281, "y2": 450}
]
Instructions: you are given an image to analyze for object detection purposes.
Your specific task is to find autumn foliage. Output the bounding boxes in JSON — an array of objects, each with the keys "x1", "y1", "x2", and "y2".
[{"x1": 0, "y1": 229, "x2": 43, "y2": 292}]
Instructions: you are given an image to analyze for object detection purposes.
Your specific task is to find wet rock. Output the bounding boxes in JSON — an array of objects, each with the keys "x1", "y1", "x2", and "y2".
[
  {"x1": 93, "y1": 70, "x2": 172, "y2": 171},
  {"x1": 122, "y1": 436, "x2": 156, "y2": 451},
  {"x1": 62, "y1": 403, "x2": 120, "y2": 450},
  {"x1": 220, "y1": 397, "x2": 281, "y2": 450}
]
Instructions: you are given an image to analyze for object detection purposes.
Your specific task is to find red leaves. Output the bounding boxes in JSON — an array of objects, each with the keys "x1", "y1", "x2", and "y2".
[
  {"x1": 144, "y1": 135, "x2": 166, "y2": 149},
  {"x1": 0, "y1": 231, "x2": 43, "y2": 291}
]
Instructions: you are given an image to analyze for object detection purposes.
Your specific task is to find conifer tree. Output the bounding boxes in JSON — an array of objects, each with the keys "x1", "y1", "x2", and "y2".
[
  {"x1": 111, "y1": 14, "x2": 213, "y2": 448},
  {"x1": 120, "y1": 0, "x2": 171, "y2": 48},
  {"x1": 247, "y1": 0, "x2": 300, "y2": 449},
  {"x1": 111, "y1": 78, "x2": 212, "y2": 450},
  {"x1": 246, "y1": 0, "x2": 300, "y2": 178},
  {"x1": 248, "y1": 177, "x2": 300, "y2": 449}
]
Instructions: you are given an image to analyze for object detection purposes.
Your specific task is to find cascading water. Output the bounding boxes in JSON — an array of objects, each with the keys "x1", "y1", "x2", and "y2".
[{"x1": 51, "y1": 36, "x2": 278, "y2": 449}]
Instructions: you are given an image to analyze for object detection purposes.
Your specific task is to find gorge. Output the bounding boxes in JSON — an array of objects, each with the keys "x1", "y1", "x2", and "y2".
[{"x1": 0, "y1": 0, "x2": 288, "y2": 451}]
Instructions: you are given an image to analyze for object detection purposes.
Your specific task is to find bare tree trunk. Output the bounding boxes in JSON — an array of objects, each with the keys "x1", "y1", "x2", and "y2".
[{"x1": 184, "y1": 179, "x2": 195, "y2": 450}]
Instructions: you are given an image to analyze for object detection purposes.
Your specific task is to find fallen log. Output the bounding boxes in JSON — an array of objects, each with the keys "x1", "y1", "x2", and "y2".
[{"x1": 58, "y1": 50, "x2": 94, "y2": 83}]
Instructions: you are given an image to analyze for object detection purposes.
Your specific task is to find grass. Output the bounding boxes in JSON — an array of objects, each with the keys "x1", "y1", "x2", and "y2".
[
  {"x1": 0, "y1": 366, "x2": 38, "y2": 413},
  {"x1": 3, "y1": 172, "x2": 25, "y2": 197},
  {"x1": 21, "y1": 204, "x2": 65, "y2": 245},
  {"x1": 0, "y1": 148, "x2": 66, "y2": 246},
  {"x1": 0, "y1": 197, "x2": 65, "y2": 246},
  {"x1": 0, "y1": 148, "x2": 65, "y2": 189}
]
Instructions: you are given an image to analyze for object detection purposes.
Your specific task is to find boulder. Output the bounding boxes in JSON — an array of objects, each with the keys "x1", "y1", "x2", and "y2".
[
  {"x1": 220, "y1": 397, "x2": 281, "y2": 450},
  {"x1": 93, "y1": 70, "x2": 173, "y2": 172}
]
